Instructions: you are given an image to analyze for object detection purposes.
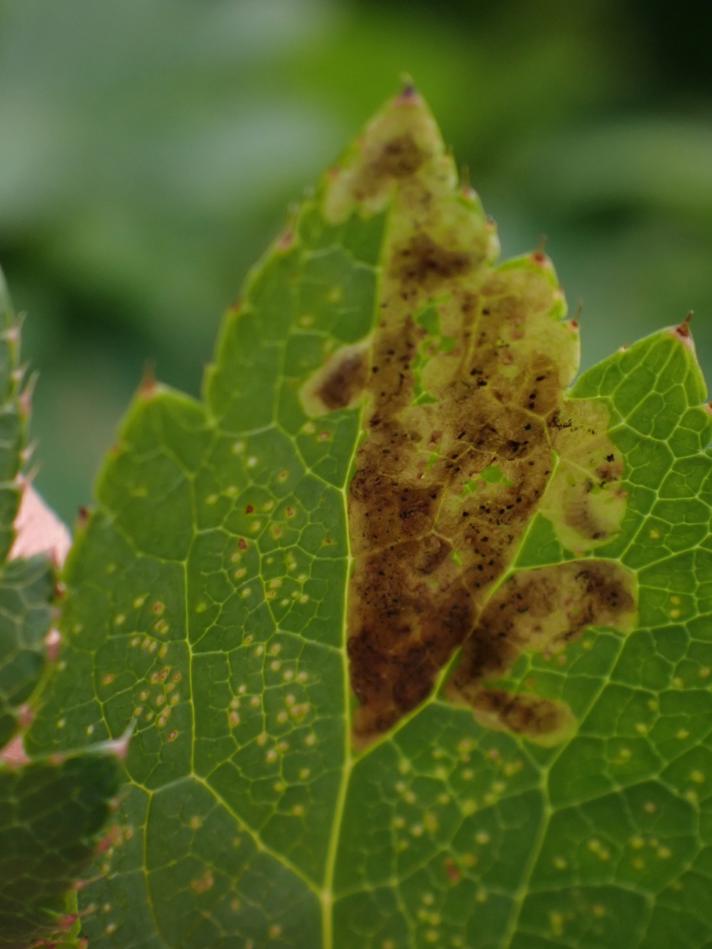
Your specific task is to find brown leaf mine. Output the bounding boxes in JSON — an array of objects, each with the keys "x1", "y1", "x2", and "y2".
[
  {"x1": 543, "y1": 399, "x2": 627, "y2": 551},
  {"x1": 317, "y1": 92, "x2": 633, "y2": 744},
  {"x1": 449, "y1": 561, "x2": 636, "y2": 741},
  {"x1": 467, "y1": 689, "x2": 574, "y2": 745},
  {"x1": 301, "y1": 342, "x2": 369, "y2": 415}
]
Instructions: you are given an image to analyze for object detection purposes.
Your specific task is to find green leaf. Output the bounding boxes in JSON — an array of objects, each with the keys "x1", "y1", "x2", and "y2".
[
  {"x1": 0, "y1": 752, "x2": 124, "y2": 949},
  {"x1": 29, "y1": 89, "x2": 712, "y2": 947},
  {"x1": 0, "y1": 273, "x2": 122, "y2": 949},
  {"x1": 0, "y1": 271, "x2": 51, "y2": 750},
  {"x1": 0, "y1": 269, "x2": 23, "y2": 567},
  {"x1": 0, "y1": 556, "x2": 54, "y2": 749}
]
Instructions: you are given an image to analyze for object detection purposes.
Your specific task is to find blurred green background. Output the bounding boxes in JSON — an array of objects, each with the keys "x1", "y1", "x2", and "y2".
[{"x1": 1, "y1": 0, "x2": 711, "y2": 522}]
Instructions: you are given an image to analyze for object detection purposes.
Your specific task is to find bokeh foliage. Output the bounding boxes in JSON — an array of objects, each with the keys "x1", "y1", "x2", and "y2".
[{"x1": 0, "y1": 0, "x2": 710, "y2": 519}]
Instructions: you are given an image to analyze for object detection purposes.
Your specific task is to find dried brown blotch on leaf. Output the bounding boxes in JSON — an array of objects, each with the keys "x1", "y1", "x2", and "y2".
[
  {"x1": 542, "y1": 399, "x2": 627, "y2": 552},
  {"x1": 369, "y1": 133, "x2": 426, "y2": 180},
  {"x1": 452, "y1": 560, "x2": 636, "y2": 694},
  {"x1": 469, "y1": 689, "x2": 572, "y2": 741},
  {"x1": 313, "y1": 91, "x2": 630, "y2": 743},
  {"x1": 392, "y1": 233, "x2": 472, "y2": 292},
  {"x1": 300, "y1": 343, "x2": 369, "y2": 415},
  {"x1": 316, "y1": 350, "x2": 368, "y2": 411}
]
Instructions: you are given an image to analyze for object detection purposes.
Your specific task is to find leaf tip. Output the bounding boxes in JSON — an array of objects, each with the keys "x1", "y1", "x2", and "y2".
[
  {"x1": 0, "y1": 734, "x2": 29, "y2": 767},
  {"x1": 45, "y1": 627, "x2": 62, "y2": 662},
  {"x1": 18, "y1": 703, "x2": 34, "y2": 728},
  {"x1": 531, "y1": 249, "x2": 551, "y2": 269},
  {"x1": 18, "y1": 377, "x2": 35, "y2": 419},
  {"x1": 104, "y1": 719, "x2": 136, "y2": 762},
  {"x1": 138, "y1": 361, "x2": 158, "y2": 398},
  {"x1": 397, "y1": 72, "x2": 419, "y2": 102},
  {"x1": 672, "y1": 311, "x2": 695, "y2": 350},
  {"x1": 275, "y1": 227, "x2": 296, "y2": 252}
]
